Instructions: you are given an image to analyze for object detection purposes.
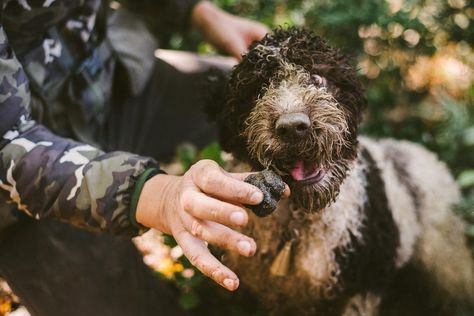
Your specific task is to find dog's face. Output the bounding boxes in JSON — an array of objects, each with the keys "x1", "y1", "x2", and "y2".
[{"x1": 207, "y1": 28, "x2": 367, "y2": 211}]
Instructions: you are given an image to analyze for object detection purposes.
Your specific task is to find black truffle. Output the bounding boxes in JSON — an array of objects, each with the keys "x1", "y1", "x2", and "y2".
[{"x1": 244, "y1": 170, "x2": 285, "y2": 217}]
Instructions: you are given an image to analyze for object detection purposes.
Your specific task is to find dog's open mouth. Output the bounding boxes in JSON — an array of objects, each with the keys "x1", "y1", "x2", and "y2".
[{"x1": 290, "y1": 160, "x2": 326, "y2": 185}]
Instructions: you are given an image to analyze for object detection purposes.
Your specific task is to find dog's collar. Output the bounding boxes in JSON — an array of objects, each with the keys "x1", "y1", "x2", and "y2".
[{"x1": 270, "y1": 200, "x2": 308, "y2": 276}]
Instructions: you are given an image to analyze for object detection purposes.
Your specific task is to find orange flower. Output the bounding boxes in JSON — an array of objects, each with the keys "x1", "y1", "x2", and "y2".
[
  {"x1": 157, "y1": 258, "x2": 184, "y2": 278},
  {"x1": 0, "y1": 299, "x2": 12, "y2": 315}
]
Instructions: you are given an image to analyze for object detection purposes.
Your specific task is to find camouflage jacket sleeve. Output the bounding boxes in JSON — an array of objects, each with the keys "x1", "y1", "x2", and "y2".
[
  {"x1": 121, "y1": 0, "x2": 200, "y2": 33},
  {"x1": 0, "y1": 26, "x2": 159, "y2": 236}
]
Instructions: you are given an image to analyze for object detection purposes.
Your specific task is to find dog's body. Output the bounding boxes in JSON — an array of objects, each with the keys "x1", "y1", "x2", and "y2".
[
  {"x1": 205, "y1": 28, "x2": 474, "y2": 315},
  {"x1": 225, "y1": 138, "x2": 473, "y2": 315}
]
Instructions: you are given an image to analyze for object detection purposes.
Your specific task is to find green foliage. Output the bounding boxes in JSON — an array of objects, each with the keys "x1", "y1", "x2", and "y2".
[
  {"x1": 177, "y1": 142, "x2": 224, "y2": 170},
  {"x1": 177, "y1": 144, "x2": 197, "y2": 171},
  {"x1": 459, "y1": 170, "x2": 474, "y2": 189},
  {"x1": 179, "y1": 291, "x2": 200, "y2": 310},
  {"x1": 197, "y1": 142, "x2": 225, "y2": 166}
]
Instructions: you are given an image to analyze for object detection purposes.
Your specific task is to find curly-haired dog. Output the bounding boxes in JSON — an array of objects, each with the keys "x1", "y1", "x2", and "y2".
[{"x1": 205, "y1": 28, "x2": 474, "y2": 315}]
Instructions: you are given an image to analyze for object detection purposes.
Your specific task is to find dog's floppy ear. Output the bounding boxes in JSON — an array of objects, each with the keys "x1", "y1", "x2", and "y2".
[
  {"x1": 203, "y1": 68, "x2": 242, "y2": 154},
  {"x1": 203, "y1": 68, "x2": 229, "y2": 122}
]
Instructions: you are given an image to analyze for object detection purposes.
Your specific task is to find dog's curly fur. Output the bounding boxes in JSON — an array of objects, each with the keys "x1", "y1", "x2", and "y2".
[{"x1": 205, "y1": 27, "x2": 474, "y2": 315}]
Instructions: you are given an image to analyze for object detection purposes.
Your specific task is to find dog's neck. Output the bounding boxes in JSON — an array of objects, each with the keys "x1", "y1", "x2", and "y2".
[{"x1": 227, "y1": 141, "x2": 368, "y2": 249}]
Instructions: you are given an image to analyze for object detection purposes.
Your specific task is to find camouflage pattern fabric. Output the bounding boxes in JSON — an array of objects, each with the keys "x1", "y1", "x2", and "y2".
[
  {"x1": 1, "y1": 0, "x2": 198, "y2": 143},
  {"x1": 0, "y1": 0, "x2": 202, "y2": 236},
  {"x1": 0, "y1": 25, "x2": 159, "y2": 235}
]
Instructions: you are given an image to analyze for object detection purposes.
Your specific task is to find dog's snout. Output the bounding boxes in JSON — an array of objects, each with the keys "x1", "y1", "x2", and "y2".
[{"x1": 276, "y1": 112, "x2": 311, "y2": 141}]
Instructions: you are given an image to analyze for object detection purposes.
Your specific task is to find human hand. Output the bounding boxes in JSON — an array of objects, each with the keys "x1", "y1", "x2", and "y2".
[
  {"x1": 136, "y1": 160, "x2": 285, "y2": 291},
  {"x1": 191, "y1": 1, "x2": 269, "y2": 60}
]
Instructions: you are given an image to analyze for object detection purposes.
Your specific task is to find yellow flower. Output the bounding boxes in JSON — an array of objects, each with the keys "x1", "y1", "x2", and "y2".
[
  {"x1": 157, "y1": 258, "x2": 184, "y2": 278},
  {"x1": 172, "y1": 262, "x2": 184, "y2": 274},
  {"x1": 0, "y1": 299, "x2": 12, "y2": 315}
]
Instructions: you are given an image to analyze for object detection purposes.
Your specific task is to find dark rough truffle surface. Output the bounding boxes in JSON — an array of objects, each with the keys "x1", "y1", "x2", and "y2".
[{"x1": 244, "y1": 170, "x2": 285, "y2": 217}]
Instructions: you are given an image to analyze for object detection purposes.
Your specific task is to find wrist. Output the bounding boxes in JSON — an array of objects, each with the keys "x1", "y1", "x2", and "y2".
[
  {"x1": 136, "y1": 174, "x2": 180, "y2": 234},
  {"x1": 130, "y1": 168, "x2": 160, "y2": 231}
]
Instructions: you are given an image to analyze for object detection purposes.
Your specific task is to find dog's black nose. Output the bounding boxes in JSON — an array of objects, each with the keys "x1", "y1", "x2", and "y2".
[{"x1": 276, "y1": 112, "x2": 311, "y2": 141}]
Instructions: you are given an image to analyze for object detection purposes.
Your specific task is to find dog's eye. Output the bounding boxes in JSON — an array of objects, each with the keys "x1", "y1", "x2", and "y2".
[{"x1": 312, "y1": 75, "x2": 327, "y2": 88}]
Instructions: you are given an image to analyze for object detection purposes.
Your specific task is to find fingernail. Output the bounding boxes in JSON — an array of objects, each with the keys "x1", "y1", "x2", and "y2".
[
  {"x1": 230, "y1": 212, "x2": 246, "y2": 226},
  {"x1": 237, "y1": 240, "x2": 252, "y2": 255},
  {"x1": 251, "y1": 191, "x2": 263, "y2": 204},
  {"x1": 223, "y1": 278, "x2": 235, "y2": 290}
]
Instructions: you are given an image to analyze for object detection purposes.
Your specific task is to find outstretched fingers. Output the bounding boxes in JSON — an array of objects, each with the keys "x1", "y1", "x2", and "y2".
[
  {"x1": 174, "y1": 228, "x2": 240, "y2": 291},
  {"x1": 190, "y1": 160, "x2": 263, "y2": 205},
  {"x1": 180, "y1": 190, "x2": 249, "y2": 227},
  {"x1": 179, "y1": 212, "x2": 256, "y2": 257}
]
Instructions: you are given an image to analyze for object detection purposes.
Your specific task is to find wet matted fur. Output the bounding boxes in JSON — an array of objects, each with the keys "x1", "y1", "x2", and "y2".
[{"x1": 205, "y1": 27, "x2": 474, "y2": 315}]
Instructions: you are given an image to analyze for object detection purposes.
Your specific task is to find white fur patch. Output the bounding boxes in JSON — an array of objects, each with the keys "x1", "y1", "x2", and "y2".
[
  {"x1": 360, "y1": 137, "x2": 421, "y2": 268},
  {"x1": 297, "y1": 157, "x2": 368, "y2": 293},
  {"x1": 342, "y1": 292, "x2": 381, "y2": 316}
]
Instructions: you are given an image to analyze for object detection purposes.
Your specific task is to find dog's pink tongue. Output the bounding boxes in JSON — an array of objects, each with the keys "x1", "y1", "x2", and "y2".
[
  {"x1": 291, "y1": 160, "x2": 306, "y2": 181},
  {"x1": 291, "y1": 160, "x2": 319, "y2": 181}
]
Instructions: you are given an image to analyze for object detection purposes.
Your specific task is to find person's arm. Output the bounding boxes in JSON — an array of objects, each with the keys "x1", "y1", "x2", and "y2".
[
  {"x1": 0, "y1": 26, "x2": 158, "y2": 236},
  {"x1": 0, "y1": 24, "x2": 275, "y2": 291},
  {"x1": 137, "y1": 160, "x2": 268, "y2": 291},
  {"x1": 122, "y1": 0, "x2": 269, "y2": 60},
  {"x1": 190, "y1": 1, "x2": 269, "y2": 59}
]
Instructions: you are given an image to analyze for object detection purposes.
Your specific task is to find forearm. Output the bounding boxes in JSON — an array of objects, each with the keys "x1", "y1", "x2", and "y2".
[
  {"x1": 0, "y1": 23, "x2": 162, "y2": 236},
  {"x1": 190, "y1": 1, "x2": 224, "y2": 31},
  {"x1": 0, "y1": 120, "x2": 160, "y2": 236},
  {"x1": 189, "y1": 1, "x2": 270, "y2": 59}
]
